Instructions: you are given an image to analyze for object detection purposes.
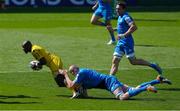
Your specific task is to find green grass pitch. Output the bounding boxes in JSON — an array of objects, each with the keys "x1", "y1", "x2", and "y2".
[{"x1": 0, "y1": 12, "x2": 180, "y2": 110}]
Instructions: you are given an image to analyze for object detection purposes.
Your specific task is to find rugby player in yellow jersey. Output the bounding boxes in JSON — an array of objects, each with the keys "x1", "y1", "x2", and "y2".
[{"x1": 22, "y1": 40, "x2": 66, "y2": 87}]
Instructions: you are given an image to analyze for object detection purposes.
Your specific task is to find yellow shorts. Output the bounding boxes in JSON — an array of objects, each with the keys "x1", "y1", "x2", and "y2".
[{"x1": 48, "y1": 55, "x2": 63, "y2": 75}]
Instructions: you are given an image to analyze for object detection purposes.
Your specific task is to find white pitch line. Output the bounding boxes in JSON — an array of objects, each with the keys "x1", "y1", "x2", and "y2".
[{"x1": 0, "y1": 66, "x2": 179, "y2": 74}]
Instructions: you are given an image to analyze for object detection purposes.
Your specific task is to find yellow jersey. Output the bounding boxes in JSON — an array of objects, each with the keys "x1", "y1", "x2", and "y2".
[{"x1": 31, "y1": 45, "x2": 63, "y2": 75}]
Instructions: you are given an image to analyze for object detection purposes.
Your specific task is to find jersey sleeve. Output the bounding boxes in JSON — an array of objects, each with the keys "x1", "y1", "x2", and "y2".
[{"x1": 125, "y1": 16, "x2": 134, "y2": 26}]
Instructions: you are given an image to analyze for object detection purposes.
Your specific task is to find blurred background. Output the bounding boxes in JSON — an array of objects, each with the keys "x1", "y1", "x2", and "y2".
[{"x1": 0, "y1": 0, "x2": 180, "y2": 13}]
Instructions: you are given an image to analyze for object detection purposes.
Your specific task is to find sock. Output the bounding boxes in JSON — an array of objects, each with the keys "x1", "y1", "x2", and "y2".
[
  {"x1": 110, "y1": 32, "x2": 116, "y2": 41},
  {"x1": 100, "y1": 22, "x2": 106, "y2": 26},
  {"x1": 128, "y1": 85, "x2": 148, "y2": 97},
  {"x1": 150, "y1": 63, "x2": 156, "y2": 69},
  {"x1": 150, "y1": 63, "x2": 162, "y2": 75},
  {"x1": 138, "y1": 80, "x2": 160, "y2": 88}
]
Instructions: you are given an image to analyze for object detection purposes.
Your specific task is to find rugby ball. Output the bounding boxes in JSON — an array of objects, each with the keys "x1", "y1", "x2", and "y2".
[{"x1": 29, "y1": 60, "x2": 42, "y2": 70}]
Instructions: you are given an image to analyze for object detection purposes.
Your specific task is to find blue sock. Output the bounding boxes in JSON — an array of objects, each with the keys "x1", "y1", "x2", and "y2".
[
  {"x1": 128, "y1": 85, "x2": 148, "y2": 97},
  {"x1": 110, "y1": 33, "x2": 116, "y2": 41},
  {"x1": 100, "y1": 22, "x2": 106, "y2": 26},
  {"x1": 150, "y1": 63, "x2": 162, "y2": 75},
  {"x1": 139, "y1": 80, "x2": 160, "y2": 88}
]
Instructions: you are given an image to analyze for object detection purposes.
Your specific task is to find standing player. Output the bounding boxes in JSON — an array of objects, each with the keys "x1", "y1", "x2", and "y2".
[
  {"x1": 61, "y1": 65, "x2": 171, "y2": 100},
  {"x1": 91, "y1": 0, "x2": 116, "y2": 45},
  {"x1": 110, "y1": 3, "x2": 168, "y2": 79},
  {"x1": 22, "y1": 40, "x2": 66, "y2": 87}
]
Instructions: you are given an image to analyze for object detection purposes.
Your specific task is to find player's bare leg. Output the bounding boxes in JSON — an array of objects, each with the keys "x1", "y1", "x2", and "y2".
[
  {"x1": 106, "y1": 20, "x2": 116, "y2": 45},
  {"x1": 90, "y1": 14, "x2": 106, "y2": 26},
  {"x1": 91, "y1": 15, "x2": 115, "y2": 45},
  {"x1": 128, "y1": 57, "x2": 162, "y2": 75},
  {"x1": 110, "y1": 57, "x2": 121, "y2": 75}
]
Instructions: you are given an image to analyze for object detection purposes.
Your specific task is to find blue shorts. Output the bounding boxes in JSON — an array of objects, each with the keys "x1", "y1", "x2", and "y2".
[
  {"x1": 105, "y1": 76, "x2": 123, "y2": 92},
  {"x1": 94, "y1": 6, "x2": 112, "y2": 21},
  {"x1": 113, "y1": 41, "x2": 135, "y2": 58}
]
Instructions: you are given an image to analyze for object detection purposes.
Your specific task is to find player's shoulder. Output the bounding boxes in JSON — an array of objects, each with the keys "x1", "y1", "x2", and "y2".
[
  {"x1": 32, "y1": 45, "x2": 42, "y2": 49},
  {"x1": 32, "y1": 45, "x2": 43, "y2": 52},
  {"x1": 124, "y1": 12, "x2": 134, "y2": 21},
  {"x1": 123, "y1": 12, "x2": 131, "y2": 18},
  {"x1": 118, "y1": 12, "x2": 131, "y2": 20},
  {"x1": 79, "y1": 68, "x2": 93, "y2": 75},
  {"x1": 75, "y1": 69, "x2": 87, "y2": 79},
  {"x1": 79, "y1": 68, "x2": 88, "y2": 73}
]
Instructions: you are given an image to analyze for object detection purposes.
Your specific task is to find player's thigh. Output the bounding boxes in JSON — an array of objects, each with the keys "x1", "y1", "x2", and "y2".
[
  {"x1": 128, "y1": 56, "x2": 137, "y2": 64},
  {"x1": 108, "y1": 77, "x2": 123, "y2": 92},
  {"x1": 113, "y1": 45, "x2": 124, "y2": 59},
  {"x1": 103, "y1": 10, "x2": 112, "y2": 23},
  {"x1": 124, "y1": 45, "x2": 135, "y2": 59},
  {"x1": 91, "y1": 14, "x2": 102, "y2": 23},
  {"x1": 91, "y1": 8, "x2": 103, "y2": 21}
]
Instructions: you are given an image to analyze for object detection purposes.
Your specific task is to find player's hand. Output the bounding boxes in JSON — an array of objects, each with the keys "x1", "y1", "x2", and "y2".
[
  {"x1": 30, "y1": 60, "x2": 42, "y2": 71},
  {"x1": 117, "y1": 34, "x2": 126, "y2": 40},
  {"x1": 59, "y1": 69, "x2": 67, "y2": 75}
]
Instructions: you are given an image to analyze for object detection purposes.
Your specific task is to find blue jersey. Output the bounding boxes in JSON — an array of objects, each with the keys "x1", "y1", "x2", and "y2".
[
  {"x1": 73, "y1": 68, "x2": 123, "y2": 92},
  {"x1": 94, "y1": 0, "x2": 112, "y2": 21},
  {"x1": 98, "y1": 0, "x2": 111, "y2": 9},
  {"x1": 113, "y1": 12, "x2": 135, "y2": 58},
  {"x1": 117, "y1": 12, "x2": 134, "y2": 45}
]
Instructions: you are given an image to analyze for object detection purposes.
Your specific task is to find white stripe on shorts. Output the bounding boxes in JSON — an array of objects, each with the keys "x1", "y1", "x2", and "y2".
[{"x1": 126, "y1": 53, "x2": 135, "y2": 58}]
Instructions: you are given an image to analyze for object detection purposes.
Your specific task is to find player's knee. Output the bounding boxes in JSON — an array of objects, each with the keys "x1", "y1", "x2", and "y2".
[
  {"x1": 130, "y1": 60, "x2": 136, "y2": 65},
  {"x1": 119, "y1": 96, "x2": 128, "y2": 100},
  {"x1": 129, "y1": 58, "x2": 137, "y2": 65},
  {"x1": 116, "y1": 94, "x2": 128, "y2": 100},
  {"x1": 106, "y1": 25, "x2": 113, "y2": 32},
  {"x1": 90, "y1": 19, "x2": 96, "y2": 24},
  {"x1": 112, "y1": 57, "x2": 120, "y2": 65},
  {"x1": 118, "y1": 94, "x2": 129, "y2": 100}
]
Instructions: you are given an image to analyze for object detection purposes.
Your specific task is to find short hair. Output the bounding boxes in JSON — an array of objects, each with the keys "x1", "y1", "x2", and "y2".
[
  {"x1": 69, "y1": 65, "x2": 79, "y2": 73},
  {"x1": 117, "y1": 2, "x2": 126, "y2": 9},
  {"x1": 22, "y1": 40, "x2": 32, "y2": 48}
]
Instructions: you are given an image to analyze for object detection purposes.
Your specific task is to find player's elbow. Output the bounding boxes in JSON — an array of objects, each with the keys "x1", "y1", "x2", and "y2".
[
  {"x1": 134, "y1": 25, "x2": 137, "y2": 31},
  {"x1": 131, "y1": 25, "x2": 137, "y2": 32}
]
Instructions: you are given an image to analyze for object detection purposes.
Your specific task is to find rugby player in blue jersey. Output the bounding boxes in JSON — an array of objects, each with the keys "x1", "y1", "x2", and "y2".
[
  {"x1": 61, "y1": 65, "x2": 171, "y2": 100},
  {"x1": 110, "y1": 3, "x2": 170, "y2": 80},
  {"x1": 91, "y1": 0, "x2": 116, "y2": 45}
]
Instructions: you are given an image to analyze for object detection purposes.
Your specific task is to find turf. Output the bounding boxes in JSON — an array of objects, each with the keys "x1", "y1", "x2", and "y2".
[{"x1": 0, "y1": 12, "x2": 180, "y2": 110}]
